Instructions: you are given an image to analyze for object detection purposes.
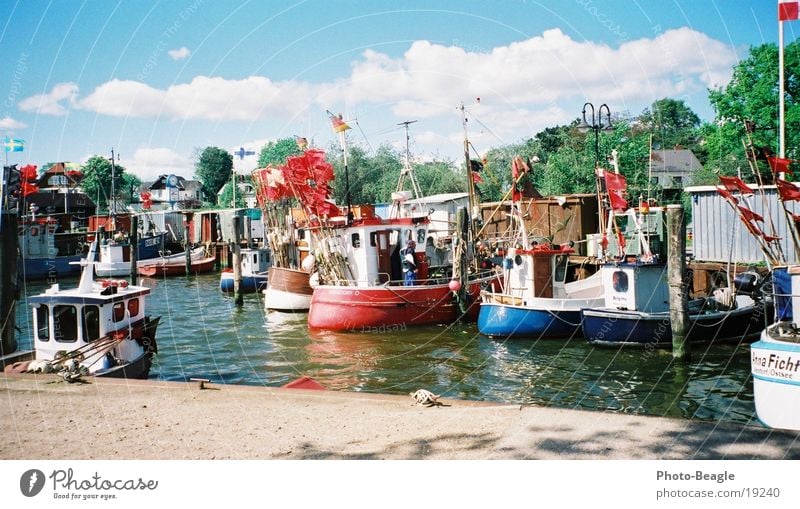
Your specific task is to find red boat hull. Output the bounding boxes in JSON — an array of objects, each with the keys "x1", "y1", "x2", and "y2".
[{"x1": 307, "y1": 276, "x2": 498, "y2": 331}]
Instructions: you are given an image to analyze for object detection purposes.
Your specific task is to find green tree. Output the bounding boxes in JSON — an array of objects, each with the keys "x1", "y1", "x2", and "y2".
[
  {"x1": 81, "y1": 155, "x2": 127, "y2": 211},
  {"x1": 707, "y1": 41, "x2": 800, "y2": 172},
  {"x1": 119, "y1": 173, "x2": 141, "y2": 204},
  {"x1": 257, "y1": 138, "x2": 303, "y2": 167},
  {"x1": 195, "y1": 146, "x2": 233, "y2": 202},
  {"x1": 217, "y1": 177, "x2": 249, "y2": 208},
  {"x1": 638, "y1": 98, "x2": 701, "y2": 150}
]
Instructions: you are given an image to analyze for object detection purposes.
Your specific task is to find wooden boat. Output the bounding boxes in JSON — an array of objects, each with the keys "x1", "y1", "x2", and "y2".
[
  {"x1": 263, "y1": 266, "x2": 313, "y2": 312},
  {"x1": 137, "y1": 246, "x2": 216, "y2": 277},
  {"x1": 219, "y1": 246, "x2": 271, "y2": 293},
  {"x1": 3, "y1": 240, "x2": 159, "y2": 379},
  {"x1": 478, "y1": 194, "x2": 604, "y2": 339}
]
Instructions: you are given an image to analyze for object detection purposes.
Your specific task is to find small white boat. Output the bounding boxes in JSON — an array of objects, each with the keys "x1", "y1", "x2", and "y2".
[
  {"x1": 4, "y1": 240, "x2": 159, "y2": 379},
  {"x1": 752, "y1": 266, "x2": 800, "y2": 430},
  {"x1": 220, "y1": 246, "x2": 271, "y2": 293}
]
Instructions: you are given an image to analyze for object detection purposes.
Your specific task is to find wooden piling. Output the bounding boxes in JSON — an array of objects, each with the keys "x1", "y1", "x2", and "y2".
[
  {"x1": 667, "y1": 204, "x2": 690, "y2": 360},
  {"x1": 129, "y1": 215, "x2": 138, "y2": 284},
  {"x1": 232, "y1": 216, "x2": 243, "y2": 306},
  {"x1": 0, "y1": 212, "x2": 18, "y2": 357},
  {"x1": 184, "y1": 220, "x2": 192, "y2": 276},
  {"x1": 244, "y1": 215, "x2": 252, "y2": 249}
]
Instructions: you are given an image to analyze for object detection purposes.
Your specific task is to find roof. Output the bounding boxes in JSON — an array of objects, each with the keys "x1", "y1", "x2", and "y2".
[
  {"x1": 142, "y1": 174, "x2": 201, "y2": 191},
  {"x1": 405, "y1": 192, "x2": 468, "y2": 205}
]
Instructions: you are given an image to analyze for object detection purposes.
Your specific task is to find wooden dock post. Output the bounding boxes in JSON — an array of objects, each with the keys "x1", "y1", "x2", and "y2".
[
  {"x1": 129, "y1": 215, "x2": 138, "y2": 284},
  {"x1": 0, "y1": 212, "x2": 18, "y2": 357},
  {"x1": 667, "y1": 204, "x2": 690, "y2": 360},
  {"x1": 184, "y1": 216, "x2": 192, "y2": 276},
  {"x1": 232, "y1": 215, "x2": 243, "y2": 306},
  {"x1": 244, "y1": 215, "x2": 252, "y2": 249}
]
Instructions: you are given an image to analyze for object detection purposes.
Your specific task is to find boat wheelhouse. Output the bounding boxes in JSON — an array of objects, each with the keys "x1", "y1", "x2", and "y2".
[{"x1": 220, "y1": 246, "x2": 271, "y2": 293}]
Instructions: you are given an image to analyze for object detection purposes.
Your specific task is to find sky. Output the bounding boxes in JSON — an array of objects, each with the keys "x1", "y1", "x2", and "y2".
[{"x1": 1, "y1": 0, "x2": 798, "y2": 182}]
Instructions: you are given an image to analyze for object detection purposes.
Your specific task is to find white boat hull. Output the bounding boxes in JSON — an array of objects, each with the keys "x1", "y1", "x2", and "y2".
[
  {"x1": 751, "y1": 330, "x2": 800, "y2": 430},
  {"x1": 263, "y1": 287, "x2": 311, "y2": 312}
]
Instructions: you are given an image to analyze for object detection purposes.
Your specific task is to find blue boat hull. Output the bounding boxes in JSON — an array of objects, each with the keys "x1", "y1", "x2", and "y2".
[
  {"x1": 20, "y1": 255, "x2": 82, "y2": 280},
  {"x1": 582, "y1": 304, "x2": 767, "y2": 346},
  {"x1": 478, "y1": 302, "x2": 582, "y2": 339},
  {"x1": 219, "y1": 273, "x2": 268, "y2": 293}
]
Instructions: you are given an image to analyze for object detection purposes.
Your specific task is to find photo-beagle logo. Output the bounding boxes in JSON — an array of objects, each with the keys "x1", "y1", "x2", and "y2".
[{"x1": 20, "y1": 469, "x2": 45, "y2": 497}]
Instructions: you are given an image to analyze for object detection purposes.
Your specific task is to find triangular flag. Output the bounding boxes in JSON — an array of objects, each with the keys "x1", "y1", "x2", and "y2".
[{"x1": 326, "y1": 110, "x2": 351, "y2": 133}]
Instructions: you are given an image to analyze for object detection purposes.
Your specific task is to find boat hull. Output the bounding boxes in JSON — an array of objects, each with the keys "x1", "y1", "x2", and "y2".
[
  {"x1": 751, "y1": 332, "x2": 800, "y2": 430},
  {"x1": 138, "y1": 257, "x2": 216, "y2": 277},
  {"x1": 582, "y1": 303, "x2": 766, "y2": 346},
  {"x1": 307, "y1": 276, "x2": 495, "y2": 331},
  {"x1": 20, "y1": 255, "x2": 82, "y2": 280},
  {"x1": 219, "y1": 271, "x2": 269, "y2": 293},
  {"x1": 478, "y1": 294, "x2": 603, "y2": 339},
  {"x1": 263, "y1": 267, "x2": 313, "y2": 312}
]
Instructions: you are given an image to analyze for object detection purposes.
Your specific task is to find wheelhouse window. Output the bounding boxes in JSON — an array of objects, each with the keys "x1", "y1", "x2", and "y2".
[
  {"x1": 113, "y1": 302, "x2": 126, "y2": 322},
  {"x1": 35, "y1": 306, "x2": 49, "y2": 342},
  {"x1": 351, "y1": 233, "x2": 361, "y2": 248},
  {"x1": 82, "y1": 305, "x2": 100, "y2": 342},
  {"x1": 127, "y1": 298, "x2": 140, "y2": 318},
  {"x1": 417, "y1": 229, "x2": 426, "y2": 245},
  {"x1": 53, "y1": 305, "x2": 78, "y2": 343}
]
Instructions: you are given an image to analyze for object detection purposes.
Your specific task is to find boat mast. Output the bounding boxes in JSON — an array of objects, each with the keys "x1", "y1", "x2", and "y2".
[
  {"x1": 391, "y1": 120, "x2": 425, "y2": 219},
  {"x1": 459, "y1": 102, "x2": 479, "y2": 245}
]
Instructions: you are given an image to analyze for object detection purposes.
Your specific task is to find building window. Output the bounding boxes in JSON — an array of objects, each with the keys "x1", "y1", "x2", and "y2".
[
  {"x1": 36, "y1": 306, "x2": 49, "y2": 342},
  {"x1": 82, "y1": 305, "x2": 100, "y2": 341},
  {"x1": 671, "y1": 176, "x2": 683, "y2": 187},
  {"x1": 650, "y1": 177, "x2": 659, "y2": 186},
  {"x1": 53, "y1": 305, "x2": 78, "y2": 343}
]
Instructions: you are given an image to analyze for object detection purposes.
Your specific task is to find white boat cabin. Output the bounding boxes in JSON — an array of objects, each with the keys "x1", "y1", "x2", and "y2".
[
  {"x1": 327, "y1": 218, "x2": 429, "y2": 286},
  {"x1": 27, "y1": 279, "x2": 151, "y2": 372},
  {"x1": 240, "y1": 247, "x2": 271, "y2": 275}
]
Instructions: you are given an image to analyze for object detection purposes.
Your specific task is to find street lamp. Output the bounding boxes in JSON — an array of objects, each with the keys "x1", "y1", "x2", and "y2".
[
  {"x1": 577, "y1": 102, "x2": 613, "y2": 236},
  {"x1": 577, "y1": 102, "x2": 613, "y2": 168}
]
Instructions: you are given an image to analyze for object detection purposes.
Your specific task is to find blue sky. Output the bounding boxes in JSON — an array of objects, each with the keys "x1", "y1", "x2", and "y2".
[{"x1": 1, "y1": 1, "x2": 797, "y2": 181}]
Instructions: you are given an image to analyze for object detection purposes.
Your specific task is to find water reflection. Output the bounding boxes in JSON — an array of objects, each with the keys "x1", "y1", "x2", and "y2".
[{"x1": 15, "y1": 272, "x2": 758, "y2": 425}]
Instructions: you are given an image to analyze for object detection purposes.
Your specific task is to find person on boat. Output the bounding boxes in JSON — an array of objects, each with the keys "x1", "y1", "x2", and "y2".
[{"x1": 402, "y1": 240, "x2": 417, "y2": 286}]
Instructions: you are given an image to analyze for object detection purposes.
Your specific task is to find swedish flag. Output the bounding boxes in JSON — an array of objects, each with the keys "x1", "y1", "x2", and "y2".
[{"x1": 3, "y1": 137, "x2": 24, "y2": 152}]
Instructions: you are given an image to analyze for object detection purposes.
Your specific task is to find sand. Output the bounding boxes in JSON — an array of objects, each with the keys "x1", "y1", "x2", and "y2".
[{"x1": 1, "y1": 374, "x2": 798, "y2": 460}]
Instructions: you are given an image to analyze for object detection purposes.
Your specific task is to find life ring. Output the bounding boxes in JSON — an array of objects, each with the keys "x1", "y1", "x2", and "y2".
[
  {"x1": 100, "y1": 279, "x2": 129, "y2": 289},
  {"x1": 30, "y1": 226, "x2": 39, "y2": 237}
]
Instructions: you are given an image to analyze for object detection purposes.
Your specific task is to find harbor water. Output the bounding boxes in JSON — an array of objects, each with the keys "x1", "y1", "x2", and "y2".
[{"x1": 15, "y1": 273, "x2": 758, "y2": 426}]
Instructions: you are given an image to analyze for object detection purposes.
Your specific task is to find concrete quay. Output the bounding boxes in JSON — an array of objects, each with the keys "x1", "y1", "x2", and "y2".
[{"x1": 1, "y1": 374, "x2": 798, "y2": 460}]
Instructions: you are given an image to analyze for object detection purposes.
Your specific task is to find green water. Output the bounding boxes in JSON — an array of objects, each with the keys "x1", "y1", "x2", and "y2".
[{"x1": 15, "y1": 273, "x2": 758, "y2": 425}]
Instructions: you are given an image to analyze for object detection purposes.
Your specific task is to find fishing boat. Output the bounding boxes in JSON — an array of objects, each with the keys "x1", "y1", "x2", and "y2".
[
  {"x1": 219, "y1": 246, "x2": 271, "y2": 293},
  {"x1": 4, "y1": 240, "x2": 159, "y2": 379},
  {"x1": 478, "y1": 158, "x2": 605, "y2": 339},
  {"x1": 751, "y1": 266, "x2": 800, "y2": 430},
  {"x1": 137, "y1": 246, "x2": 216, "y2": 277},
  {"x1": 18, "y1": 213, "x2": 82, "y2": 279},
  {"x1": 95, "y1": 230, "x2": 169, "y2": 277}
]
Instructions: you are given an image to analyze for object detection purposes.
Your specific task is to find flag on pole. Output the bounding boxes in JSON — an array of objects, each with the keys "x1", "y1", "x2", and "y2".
[
  {"x1": 780, "y1": 0, "x2": 799, "y2": 21},
  {"x1": 326, "y1": 110, "x2": 351, "y2": 133},
  {"x1": 3, "y1": 136, "x2": 24, "y2": 152}
]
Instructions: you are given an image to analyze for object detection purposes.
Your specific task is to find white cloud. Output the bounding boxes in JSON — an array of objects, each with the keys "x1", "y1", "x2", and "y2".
[
  {"x1": 18, "y1": 82, "x2": 79, "y2": 115},
  {"x1": 0, "y1": 116, "x2": 27, "y2": 130},
  {"x1": 167, "y1": 47, "x2": 191, "y2": 60},
  {"x1": 122, "y1": 147, "x2": 194, "y2": 182}
]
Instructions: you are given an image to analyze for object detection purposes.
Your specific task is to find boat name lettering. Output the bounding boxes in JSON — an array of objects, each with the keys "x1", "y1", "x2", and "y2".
[
  {"x1": 144, "y1": 238, "x2": 159, "y2": 247},
  {"x1": 751, "y1": 352, "x2": 800, "y2": 379},
  {"x1": 50, "y1": 468, "x2": 159, "y2": 491},
  {"x1": 656, "y1": 470, "x2": 735, "y2": 483}
]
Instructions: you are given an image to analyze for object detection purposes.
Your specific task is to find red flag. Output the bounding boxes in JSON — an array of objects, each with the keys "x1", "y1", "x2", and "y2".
[
  {"x1": 511, "y1": 156, "x2": 528, "y2": 180},
  {"x1": 767, "y1": 155, "x2": 794, "y2": 175},
  {"x1": 776, "y1": 178, "x2": 800, "y2": 201},
  {"x1": 718, "y1": 176, "x2": 754, "y2": 195},
  {"x1": 737, "y1": 205, "x2": 764, "y2": 223},
  {"x1": 471, "y1": 171, "x2": 483, "y2": 184},
  {"x1": 21, "y1": 181, "x2": 39, "y2": 196},
  {"x1": 604, "y1": 172, "x2": 628, "y2": 211},
  {"x1": 716, "y1": 187, "x2": 739, "y2": 204},
  {"x1": 326, "y1": 110, "x2": 351, "y2": 133},
  {"x1": 780, "y1": 0, "x2": 799, "y2": 21}
]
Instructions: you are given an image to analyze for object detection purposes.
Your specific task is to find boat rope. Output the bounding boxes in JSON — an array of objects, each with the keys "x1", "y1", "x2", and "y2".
[{"x1": 544, "y1": 309, "x2": 582, "y2": 327}]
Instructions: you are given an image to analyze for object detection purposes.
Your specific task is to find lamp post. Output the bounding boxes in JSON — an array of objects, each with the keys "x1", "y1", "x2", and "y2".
[{"x1": 577, "y1": 102, "x2": 613, "y2": 236}]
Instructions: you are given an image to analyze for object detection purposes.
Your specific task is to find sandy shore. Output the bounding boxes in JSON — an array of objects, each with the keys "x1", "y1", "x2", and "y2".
[{"x1": 1, "y1": 374, "x2": 798, "y2": 460}]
